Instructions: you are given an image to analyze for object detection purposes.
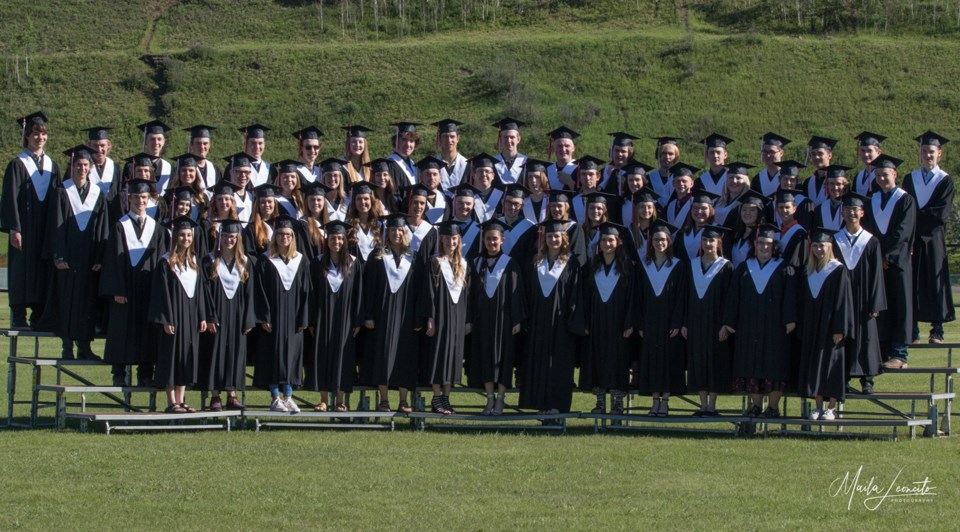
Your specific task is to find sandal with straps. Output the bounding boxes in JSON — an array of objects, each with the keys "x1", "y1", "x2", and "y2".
[
  {"x1": 314, "y1": 402, "x2": 328, "y2": 412},
  {"x1": 376, "y1": 400, "x2": 391, "y2": 412},
  {"x1": 180, "y1": 403, "x2": 197, "y2": 413},
  {"x1": 165, "y1": 403, "x2": 187, "y2": 414},
  {"x1": 397, "y1": 401, "x2": 413, "y2": 414},
  {"x1": 335, "y1": 403, "x2": 348, "y2": 413}
]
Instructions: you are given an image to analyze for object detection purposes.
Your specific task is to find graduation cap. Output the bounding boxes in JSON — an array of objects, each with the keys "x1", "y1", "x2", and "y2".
[
  {"x1": 649, "y1": 218, "x2": 679, "y2": 236},
  {"x1": 548, "y1": 190, "x2": 572, "y2": 204},
  {"x1": 622, "y1": 160, "x2": 654, "y2": 176},
  {"x1": 481, "y1": 219, "x2": 509, "y2": 234},
  {"x1": 271, "y1": 213, "x2": 298, "y2": 231},
  {"x1": 523, "y1": 158, "x2": 550, "y2": 174},
  {"x1": 436, "y1": 220, "x2": 463, "y2": 237},
  {"x1": 453, "y1": 183, "x2": 482, "y2": 199},
  {"x1": 598, "y1": 221, "x2": 628, "y2": 237},
  {"x1": 492, "y1": 117, "x2": 526, "y2": 131},
  {"x1": 84, "y1": 126, "x2": 112, "y2": 141},
  {"x1": 407, "y1": 183, "x2": 433, "y2": 199},
  {"x1": 653, "y1": 135, "x2": 679, "y2": 148},
  {"x1": 871, "y1": 154, "x2": 904, "y2": 170},
  {"x1": 778, "y1": 159, "x2": 805, "y2": 176},
  {"x1": 254, "y1": 183, "x2": 282, "y2": 198},
  {"x1": 342, "y1": 125, "x2": 372, "y2": 138},
  {"x1": 691, "y1": 190, "x2": 720, "y2": 205},
  {"x1": 761, "y1": 132, "x2": 791, "y2": 148},
  {"x1": 841, "y1": 192, "x2": 869, "y2": 208},
  {"x1": 726, "y1": 161, "x2": 756, "y2": 175},
  {"x1": 701, "y1": 224, "x2": 730, "y2": 239},
  {"x1": 548, "y1": 126, "x2": 581, "y2": 140},
  {"x1": 238, "y1": 123, "x2": 270, "y2": 139},
  {"x1": 432, "y1": 119, "x2": 463, "y2": 134},
  {"x1": 128, "y1": 152, "x2": 155, "y2": 168},
  {"x1": 224, "y1": 152, "x2": 252, "y2": 168},
  {"x1": 292, "y1": 126, "x2": 323, "y2": 141},
  {"x1": 274, "y1": 159, "x2": 301, "y2": 175},
  {"x1": 19, "y1": 111, "x2": 48, "y2": 129},
  {"x1": 319, "y1": 157, "x2": 348, "y2": 174},
  {"x1": 210, "y1": 181, "x2": 242, "y2": 196},
  {"x1": 807, "y1": 135, "x2": 838, "y2": 150},
  {"x1": 173, "y1": 152, "x2": 200, "y2": 168},
  {"x1": 416, "y1": 155, "x2": 447, "y2": 172},
  {"x1": 825, "y1": 164, "x2": 852, "y2": 179},
  {"x1": 585, "y1": 191, "x2": 618, "y2": 205},
  {"x1": 138, "y1": 119, "x2": 171, "y2": 136},
  {"x1": 469, "y1": 152, "x2": 497, "y2": 169},
  {"x1": 702, "y1": 133, "x2": 734, "y2": 149},
  {"x1": 62, "y1": 145, "x2": 94, "y2": 162},
  {"x1": 739, "y1": 189, "x2": 769, "y2": 209},
  {"x1": 384, "y1": 213, "x2": 409, "y2": 229},
  {"x1": 127, "y1": 178, "x2": 155, "y2": 195},
  {"x1": 577, "y1": 155, "x2": 606, "y2": 172},
  {"x1": 774, "y1": 188, "x2": 803, "y2": 204},
  {"x1": 172, "y1": 186, "x2": 196, "y2": 202},
  {"x1": 503, "y1": 183, "x2": 531, "y2": 199},
  {"x1": 184, "y1": 124, "x2": 216, "y2": 139},
  {"x1": 350, "y1": 180, "x2": 379, "y2": 196},
  {"x1": 365, "y1": 158, "x2": 392, "y2": 174},
  {"x1": 392, "y1": 122, "x2": 420, "y2": 135},
  {"x1": 809, "y1": 227, "x2": 837, "y2": 243},
  {"x1": 854, "y1": 131, "x2": 886, "y2": 147},
  {"x1": 756, "y1": 223, "x2": 780, "y2": 239},
  {"x1": 608, "y1": 132, "x2": 638, "y2": 147},
  {"x1": 539, "y1": 219, "x2": 567, "y2": 233},
  {"x1": 220, "y1": 219, "x2": 243, "y2": 234},
  {"x1": 632, "y1": 187, "x2": 660, "y2": 204},
  {"x1": 302, "y1": 181, "x2": 333, "y2": 197},
  {"x1": 167, "y1": 215, "x2": 199, "y2": 233},
  {"x1": 325, "y1": 220, "x2": 353, "y2": 235},
  {"x1": 916, "y1": 130, "x2": 949, "y2": 147},
  {"x1": 670, "y1": 162, "x2": 701, "y2": 178}
]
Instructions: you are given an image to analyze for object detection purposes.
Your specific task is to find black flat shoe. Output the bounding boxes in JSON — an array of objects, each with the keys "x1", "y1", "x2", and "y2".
[
  {"x1": 77, "y1": 351, "x2": 101, "y2": 361},
  {"x1": 861, "y1": 383, "x2": 874, "y2": 394}
]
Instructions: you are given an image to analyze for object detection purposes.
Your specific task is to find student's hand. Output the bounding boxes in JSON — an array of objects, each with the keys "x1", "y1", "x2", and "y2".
[
  {"x1": 623, "y1": 328, "x2": 633, "y2": 338},
  {"x1": 680, "y1": 326, "x2": 688, "y2": 339},
  {"x1": 426, "y1": 318, "x2": 436, "y2": 337},
  {"x1": 297, "y1": 326, "x2": 305, "y2": 333},
  {"x1": 833, "y1": 333, "x2": 844, "y2": 345},
  {"x1": 364, "y1": 320, "x2": 375, "y2": 329},
  {"x1": 199, "y1": 321, "x2": 207, "y2": 333},
  {"x1": 883, "y1": 259, "x2": 890, "y2": 270},
  {"x1": 114, "y1": 296, "x2": 127, "y2": 304},
  {"x1": 243, "y1": 327, "x2": 252, "y2": 334},
  {"x1": 870, "y1": 312, "x2": 879, "y2": 318},
  {"x1": 584, "y1": 328, "x2": 589, "y2": 336},
  {"x1": 55, "y1": 261, "x2": 69, "y2": 270},
  {"x1": 261, "y1": 322, "x2": 273, "y2": 333},
  {"x1": 352, "y1": 327, "x2": 360, "y2": 337},
  {"x1": 719, "y1": 325, "x2": 733, "y2": 342},
  {"x1": 669, "y1": 328, "x2": 679, "y2": 338},
  {"x1": 164, "y1": 324, "x2": 175, "y2": 335},
  {"x1": 785, "y1": 322, "x2": 796, "y2": 334},
  {"x1": 638, "y1": 329, "x2": 644, "y2": 338},
  {"x1": 91, "y1": 264, "x2": 101, "y2": 272},
  {"x1": 464, "y1": 324, "x2": 472, "y2": 335},
  {"x1": 10, "y1": 231, "x2": 21, "y2": 250},
  {"x1": 206, "y1": 322, "x2": 218, "y2": 334},
  {"x1": 512, "y1": 324, "x2": 521, "y2": 335}
]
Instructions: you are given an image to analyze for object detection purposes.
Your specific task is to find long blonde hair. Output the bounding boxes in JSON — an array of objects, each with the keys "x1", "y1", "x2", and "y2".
[
  {"x1": 533, "y1": 230, "x2": 571, "y2": 266},
  {"x1": 210, "y1": 235, "x2": 250, "y2": 283},
  {"x1": 806, "y1": 243, "x2": 836, "y2": 276},
  {"x1": 251, "y1": 196, "x2": 278, "y2": 250},
  {"x1": 434, "y1": 235, "x2": 466, "y2": 287},
  {"x1": 268, "y1": 229, "x2": 299, "y2": 260}
]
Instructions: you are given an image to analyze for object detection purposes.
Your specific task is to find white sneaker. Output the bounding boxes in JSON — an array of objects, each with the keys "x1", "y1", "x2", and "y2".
[
  {"x1": 808, "y1": 409, "x2": 821, "y2": 421},
  {"x1": 285, "y1": 398, "x2": 300, "y2": 413},
  {"x1": 270, "y1": 398, "x2": 289, "y2": 412},
  {"x1": 822, "y1": 409, "x2": 836, "y2": 421}
]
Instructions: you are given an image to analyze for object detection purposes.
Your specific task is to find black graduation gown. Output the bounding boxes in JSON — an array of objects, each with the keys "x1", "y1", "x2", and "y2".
[
  {"x1": 305, "y1": 256, "x2": 363, "y2": 393},
  {"x1": 903, "y1": 171, "x2": 955, "y2": 323},
  {"x1": 467, "y1": 254, "x2": 526, "y2": 388},
  {"x1": 364, "y1": 251, "x2": 420, "y2": 389},
  {"x1": 635, "y1": 259, "x2": 688, "y2": 395},
  {"x1": 46, "y1": 181, "x2": 110, "y2": 340},
  {"x1": 833, "y1": 231, "x2": 886, "y2": 378},
  {"x1": 149, "y1": 257, "x2": 210, "y2": 388},
  {"x1": 684, "y1": 258, "x2": 734, "y2": 393},
  {"x1": 198, "y1": 254, "x2": 256, "y2": 391},
  {"x1": 99, "y1": 215, "x2": 169, "y2": 365},
  {"x1": 0, "y1": 153, "x2": 61, "y2": 307},
  {"x1": 797, "y1": 263, "x2": 853, "y2": 400},
  {"x1": 779, "y1": 223, "x2": 808, "y2": 271},
  {"x1": 417, "y1": 257, "x2": 470, "y2": 386},
  {"x1": 295, "y1": 217, "x2": 325, "y2": 265},
  {"x1": 864, "y1": 191, "x2": 916, "y2": 346},
  {"x1": 562, "y1": 220, "x2": 589, "y2": 268},
  {"x1": 519, "y1": 255, "x2": 584, "y2": 412},
  {"x1": 253, "y1": 253, "x2": 312, "y2": 388},
  {"x1": 724, "y1": 259, "x2": 798, "y2": 384},
  {"x1": 580, "y1": 260, "x2": 635, "y2": 392}
]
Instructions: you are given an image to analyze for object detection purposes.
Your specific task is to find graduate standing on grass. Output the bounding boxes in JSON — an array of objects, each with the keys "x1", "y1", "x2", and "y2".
[
  {"x1": 675, "y1": 190, "x2": 719, "y2": 263},
  {"x1": 100, "y1": 178, "x2": 169, "y2": 387},
  {"x1": 468, "y1": 219, "x2": 526, "y2": 416},
  {"x1": 724, "y1": 223, "x2": 797, "y2": 418},
  {"x1": 84, "y1": 126, "x2": 120, "y2": 206},
  {"x1": 48, "y1": 145, "x2": 110, "y2": 359},
  {"x1": 773, "y1": 188, "x2": 808, "y2": 270},
  {"x1": 724, "y1": 190, "x2": 767, "y2": 268},
  {"x1": 752, "y1": 132, "x2": 790, "y2": 197},
  {"x1": 798, "y1": 228, "x2": 853, "y2": 422},
  {"x1": 812, "y1": 165, "x2": 852, "y2": 231},
  {"x1": 628, "y1": 187, "x2": 660, "y2": 264},
  {"x1": 519, "y1": 219, "x2": 584, "y2": 415},
  {"x1": 617, "y1": 161, "x2": 653, "y2": 226},
  {"x1": 447, "y1": 183, "x2": 483, "y2": 260},
  {"x1": 224, "y1": 153, "x2": 254, "y2": 224},
  {"x1": 200, "y1": 219, "x2": 254, "y2": 412},
  {"x1": 664, "y1": 162, "x2": 699, "y2": 227},
  {"x1": 714, "y1": 162, "x2": 754, "y2": 225},
  {"x1": 417, "y1": 220, "x2": 471, "y2": 415},
  {"x1": 636, "y1": 219, "x2": 688, "y2": 417},
  {"x1": 833, "y1": 193, "x2": 886, "y2": 394},
  {"x1": 695, "y1": 133, "x2": 733, "y2": 196},
  {"x1": 320, "y1": 157, "x2": 350, "y2": 222},
  {"x1": 600, "y1": 132, "x2": 637, "y2": 195},
  {"x1": 497, "y1": 183, "x2": 537, "y2": 265},
  {"x1": 273, "y1": 159, "x2": 305, "y2": 219},
  {"x1": 295, "y1": 181, "x2": 331, "y2": 263},
  {"x1": 185, "y1": 125, "x2": 220, "y2": 189},
  {"x1": 570, "y1": 155, "x2": 605, "y2": 224},
  {"x1": 492, "y1": 118, "x2": 528, "y2": 185},
  {"x1": 522, "y1": 159, "x2": 551, "y2": 224},
  {"x1": 386, "y1": 122, "x2": 420, "y2": 188},
  {"x1": 343, "y1": 125, "x2": 373, "y2": 184},
  {"x1": 545, "y1": 126, "x2": 579, "y2": 191},
  {"x1": 863, "y1": 155, "x2": 916, "y2": 370},
  {"x1": 1, "y1": 112, "x2": 60, "y2": 329},
  {"x1": 904, "y1": 131, "x2": 954, "y2": 344},
  {"x1": 403, "y1": 184, "x2": 438, "y2": 266},
  {"x1": 468, "y1": 153, "x2": 503, "y2": 223},
  {"x1": 579, "y1": 192, "x2": 614, "y2": 261},
  {"x1": 167, "y1": 153, "x2": 209, "y2": 221},
  {"x1": 368, "y1": 158, "x2": 400, "y2": 214},
  {"x1": 346, "y1": 181, "x2": 385, "y2": 264},
  {"x1": 648, "y1": 136, "x2": 680, "y2": 206},
  {"x1": 365, "y1": 214, "x2": 420, "y2": 413},
  {"x1": 852, "y1": 131, "x2": 885, "y2": 196},
  {"x1": 294, "y1": 126, "x2": 323, "y2": 185},
  {"x1": 254, "y1": 214, "x2": 311, "y2": 413},
  {"x1": 581, "y1": 222, "x2": 635, "y2": 415},
  {"x1": 236, "y1": 124, "x2": 271, "y2": 188},
  {"x1": 434, "y1": 119, "x2": 469, "y2": 192},
  {"x1": 243, "y1": 183, "x2": 280, "y2": 258},
  {"x1": 306, "y1": 221, "x2": 363, "y2": 413},
  {"x1": 802, "y1": 136, "x2": 837, "y2": 208},
  {"x1": 413, "y1": 156, "x2": 448, "y2": 224},
  {"x1": 546, "y1": 190, "x2": 588, "y2": 267},
  {"x1": 124, "y1": 120, "x2": 174, "y2": 194},
  {"x1": 150, "y1": 216, "x2": 210, "y2": 414},
  {"x1": 769, "y1": 160, "x2": 812, "y2": 227},
  {"x1": 683, "y1": 225, "x2": 734, "y2": 416}
]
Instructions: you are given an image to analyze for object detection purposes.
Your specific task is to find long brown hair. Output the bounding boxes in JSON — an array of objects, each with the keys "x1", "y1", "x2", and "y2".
[
  {"x1": 533, "y1": 230, "x2": 571, "y2": 266},
  {"x1": 168, "y1": 229, "x2": 198, "y2": 272},
  {"x1": 251, "y1": 196, "x2": 278, "y2": 250},
  {"x1": 433, "y1": 235, "x2": 466, "y2": 288},
  {"x1": 347, "y1": 194, "x2": 384, "y2": 251},
  {"x1": 209, "y1": 234, "x2": 250, "y2": 283}
]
